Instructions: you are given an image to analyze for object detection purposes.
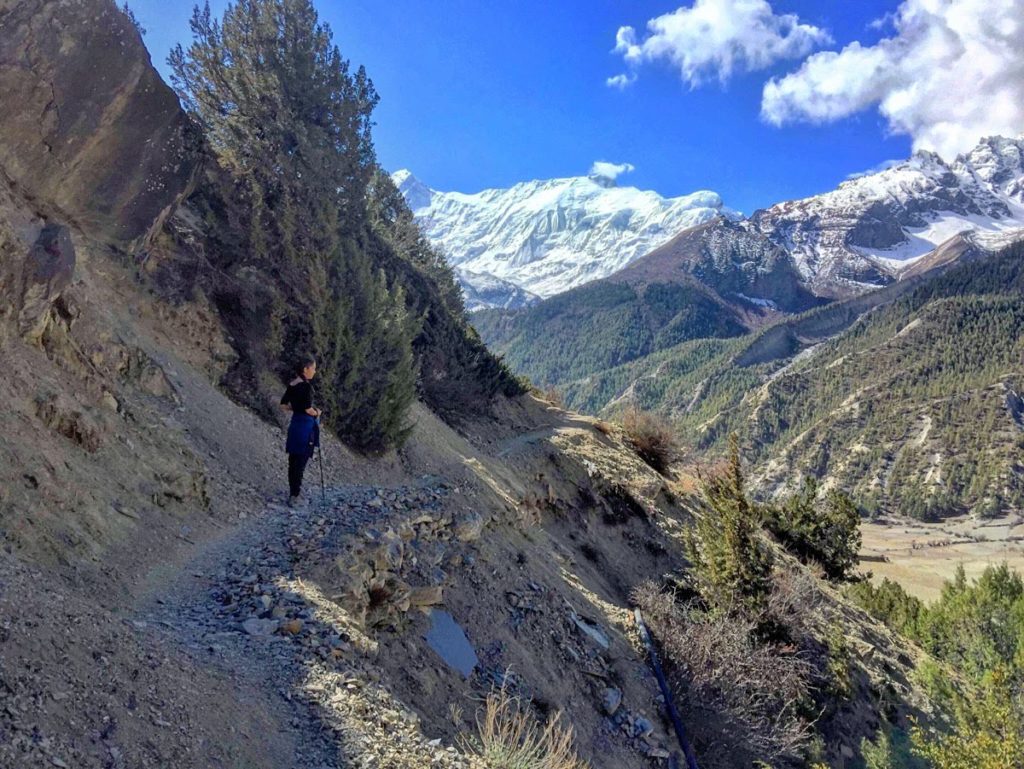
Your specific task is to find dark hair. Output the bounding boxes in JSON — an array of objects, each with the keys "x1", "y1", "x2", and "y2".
[{"x1": 295, "y1": 353, "x2": 316, "y2": 375}]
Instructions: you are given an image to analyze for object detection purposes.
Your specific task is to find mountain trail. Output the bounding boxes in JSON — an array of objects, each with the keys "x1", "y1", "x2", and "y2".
[{"x1": 132, "y1": 479, "x2": 465, "y2": 769}]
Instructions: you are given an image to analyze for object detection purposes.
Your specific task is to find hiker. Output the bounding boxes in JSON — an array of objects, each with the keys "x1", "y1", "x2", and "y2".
[{"x1": 280, "y1": 354, "x2": 321, "y2": 507}]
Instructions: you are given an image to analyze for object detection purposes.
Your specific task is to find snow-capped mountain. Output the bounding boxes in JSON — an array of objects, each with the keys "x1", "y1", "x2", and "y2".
[
  {"x1": 747, "y1": 135, "x2": 1024, "y2": 295},
  {"x1": 397, "y1": 136, "x2": 1024, "y2": 309},
  {"x1": 392, "y1": 168, "x2": 735, "y2": 304},
  {"x1": 456, "y1": 268, "x2": 540, "y2": 313}
]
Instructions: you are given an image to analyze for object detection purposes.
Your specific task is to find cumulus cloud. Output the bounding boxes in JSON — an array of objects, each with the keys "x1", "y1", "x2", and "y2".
[
  {"x1": 761, "y1": 0, "x2": 1024, "y2": 158},
  {"x1": 589, "y1": 161, "x2": 636, "y2": 182},
  {"x1": 608, "y1": 0, "x2": 830, "y2": 88}
]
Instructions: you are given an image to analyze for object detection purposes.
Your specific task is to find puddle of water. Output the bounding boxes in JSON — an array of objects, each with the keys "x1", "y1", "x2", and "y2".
[{"x1": 425, "y1": 608, "x2": 478, "y2": 678}]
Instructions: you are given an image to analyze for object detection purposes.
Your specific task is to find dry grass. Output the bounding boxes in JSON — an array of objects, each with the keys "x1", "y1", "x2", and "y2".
[
  {"x1": 620, "y1": 407, "x2": 680, "y2": 476},
  {"x1": 461, "y1": 682, "x2": 589, "y2": 769}
]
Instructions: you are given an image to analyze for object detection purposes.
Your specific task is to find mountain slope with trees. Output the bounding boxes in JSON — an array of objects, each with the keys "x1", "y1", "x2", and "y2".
[
  {"x1": 559, "y1": 239, "x2": 1024, "y2": 518},
  {"x1": 474, "y1": 217, "x2": 822, "y2": 387},
  {"x1": 154, "y1": 0, "x2": 521, "y2": 451}
]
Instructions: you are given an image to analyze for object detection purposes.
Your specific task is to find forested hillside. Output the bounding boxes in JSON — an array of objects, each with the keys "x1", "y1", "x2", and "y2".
[
  {"x1": 558, "y1": 240, "x2": 1024, "y2": 518},
  {"x1": 474, "y1": 217, "x2": 822, "y2": 386}
]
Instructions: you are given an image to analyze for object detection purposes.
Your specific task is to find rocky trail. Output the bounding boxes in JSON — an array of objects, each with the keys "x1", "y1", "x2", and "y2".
[{"x1": 132, "y1": 479, "x2": 465, "y2": 769}]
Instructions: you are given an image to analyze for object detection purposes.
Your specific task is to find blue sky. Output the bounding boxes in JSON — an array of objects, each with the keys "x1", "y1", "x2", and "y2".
[{"x1": 130, "y1": 0, "x2": 929, "y2": 213}]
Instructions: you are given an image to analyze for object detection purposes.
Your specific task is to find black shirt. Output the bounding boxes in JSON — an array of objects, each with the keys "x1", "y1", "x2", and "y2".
[{"x1": 280, "y1": 380, "x2": 313, "y2": 414}]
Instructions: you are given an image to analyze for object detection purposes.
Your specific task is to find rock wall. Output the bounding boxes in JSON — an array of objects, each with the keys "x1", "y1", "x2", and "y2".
[{"x1": 0, "y1": 0, "x2": 200, "y2": 249}]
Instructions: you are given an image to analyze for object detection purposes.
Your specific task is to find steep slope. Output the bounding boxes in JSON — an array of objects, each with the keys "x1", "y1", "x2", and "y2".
[
  {"x1": 393, "y1": 168, "x2": 734, "y2": 301},
  {"x1": 457, "y1": 267, "x2": 540, "y2": 312}
]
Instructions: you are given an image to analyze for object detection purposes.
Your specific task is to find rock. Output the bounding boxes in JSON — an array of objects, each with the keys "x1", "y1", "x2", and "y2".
[
  {"x1": 601, "y1": 687, "x2": 622, "y2": 715},
  {"x1": 241, "y1": 618, "x2": 278, "y2": 637},
  {"x1": 840, "y1": 744, "x2": 855, "y2": 759},
  {"x1": 279, "y1": 619, "x2": 303, "y2": 635},
  {"x1": 571, "y1": 614, "x2": 610, "y2": 650},
  {"x1": 35, "y1": 393, "x2": 104, "y2": 453},
  {"x1": 18, "y1": 224, "x2": 75, "y2": 337},
  {"x1": 0, "y1": 0, "x2": 201, "y2": 247},
  {"x1": 646, "y1": 747, "x2": 670, "y2": 759},
  {"x1": 100, "y1": 391, "x2": 120, "y2": 413},
  {"x1": 633, "y1": 716, "x2": 654, "y2": 737},
  {"x1": 408, "y1": 586, "x2": 444, "y2": 607},
  {"x1": 453, "y1": 512, "x2": 485, "y2": 542}
]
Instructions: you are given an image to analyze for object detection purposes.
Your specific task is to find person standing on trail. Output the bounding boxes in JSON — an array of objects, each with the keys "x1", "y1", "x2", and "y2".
[{"x1": 280, "y1": 354, "x2": 321, "y2": 507}]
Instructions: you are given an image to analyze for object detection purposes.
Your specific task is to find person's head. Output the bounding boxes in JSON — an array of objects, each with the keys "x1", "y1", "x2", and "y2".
[{"x1": 297, "y1": 353, "x2": 317, "y2": 381}]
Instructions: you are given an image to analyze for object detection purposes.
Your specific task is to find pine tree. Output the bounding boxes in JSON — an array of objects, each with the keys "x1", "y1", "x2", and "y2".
[
  {"x1": 686, "y1": 435, "x2": 773, "y2": 613},
  {"x1": 170, "y1": 0, "x2": 422, "y2": 452}
]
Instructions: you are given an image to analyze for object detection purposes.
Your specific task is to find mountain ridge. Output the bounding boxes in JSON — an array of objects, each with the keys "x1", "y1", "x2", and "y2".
[
  {"x1": 392, "y1": 168, "x2": 736, "y2": 303},
  {"x1": 400, "y1": 134, "x2": 1024, "y2": 309}
]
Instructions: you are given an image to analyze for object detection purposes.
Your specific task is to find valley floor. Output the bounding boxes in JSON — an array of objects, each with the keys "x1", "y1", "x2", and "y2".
[{"x1": 859, "y1": 514, "x2": 1024, "y2": 601}]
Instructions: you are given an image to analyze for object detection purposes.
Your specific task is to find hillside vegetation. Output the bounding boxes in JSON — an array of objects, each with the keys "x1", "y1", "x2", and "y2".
[{"x1": 550, "y1": 241, "x2": 1024, "y2": 519}]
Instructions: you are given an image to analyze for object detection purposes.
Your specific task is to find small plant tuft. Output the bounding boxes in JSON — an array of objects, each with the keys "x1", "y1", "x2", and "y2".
[{"x1": 461, "y1": 682, "x2": 589, "y2": 769}]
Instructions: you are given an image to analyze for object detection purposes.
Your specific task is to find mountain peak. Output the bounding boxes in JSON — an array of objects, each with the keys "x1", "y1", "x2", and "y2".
[
  {"x1": 396, "y1": 171, "x2": 729, "y2": 301},
  {"x1": 390, "y1": 169, "x2": 433, "y2": 212}
]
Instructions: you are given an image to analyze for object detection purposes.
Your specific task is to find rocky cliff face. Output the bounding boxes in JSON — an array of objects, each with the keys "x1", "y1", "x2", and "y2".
[
  {"x1": 613, "y1": 217, "x2": 821, "y2": 315},
  {"x1": 0, "y1": 0, "x2": 200, "y2": 249}
]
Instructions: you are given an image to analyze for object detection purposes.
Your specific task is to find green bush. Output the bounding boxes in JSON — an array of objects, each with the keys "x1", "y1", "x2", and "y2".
[
  {"x1": 764, "y1": 477, "x2": 862, "y2": 581},
  {"x1": 685, "y1": 436, "x2": 773, "y2": 613}
]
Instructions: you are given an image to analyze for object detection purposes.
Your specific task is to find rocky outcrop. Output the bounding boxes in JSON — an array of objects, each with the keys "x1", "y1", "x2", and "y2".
[
  {"x1": 18, "y1": 223, "x2": 75, "y2": 337},
  {"x1": 0, "y1": 0, "x2": 200, "y2": 248}
]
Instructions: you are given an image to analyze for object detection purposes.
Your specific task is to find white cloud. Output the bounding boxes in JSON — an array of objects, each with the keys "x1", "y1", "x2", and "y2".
[
  {"x1": 844, "y1": 158, "x2": 902, "y2": 180},
  {"x1": 761, "y1": 0, "x2": 1024, "y2": 159},
  {"x1": 606, "y1": 73, "x2": 637, "y2": 90},
  {"x1": 609, "y1": 0, "x2": 830, "y2": 88},
  {"x1": 589, "y1": 161, "x2": 636, "y2": 181}
]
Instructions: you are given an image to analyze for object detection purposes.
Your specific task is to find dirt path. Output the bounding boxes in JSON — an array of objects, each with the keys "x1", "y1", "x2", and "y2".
[{"x1": 132, "y1": 480, "x2": 452, "y2": 769}]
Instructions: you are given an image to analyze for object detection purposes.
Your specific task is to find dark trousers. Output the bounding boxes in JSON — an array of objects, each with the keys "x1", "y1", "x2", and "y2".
[{"x1": 288, "y1": 453, "x2": 310, "y2": 497}]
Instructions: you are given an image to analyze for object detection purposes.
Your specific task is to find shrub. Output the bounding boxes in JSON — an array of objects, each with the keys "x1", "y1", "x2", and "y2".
[
  {"x1": 824, "y1": 623, "x2": 853, "y2": 699},
  {"x1": 633, "y1": 581, "x2": 813, "y2": 767},
  {"x1": 685, "y1": 436, "x2": 773, "y2": 613},
  {"x1": 534, "y1": 386, "x2": 565, "y2": 408},
  {"x1": 846, "y1": 578, "x2": 923, "y2": 637},
  {"x1": 763, "y1": 478, "x2": 862, "y2": 582},
  {"x1": 621, "y1": 407, "x2": 681, "y2": 476},
  {"x1": 461, "y1": 682, "x2": 588, "y2": 769}
]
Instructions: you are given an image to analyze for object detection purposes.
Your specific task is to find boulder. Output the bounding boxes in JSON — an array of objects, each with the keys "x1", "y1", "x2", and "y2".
[{"x1": 0, "y1": 0, "x2": 201, "y2": 248}]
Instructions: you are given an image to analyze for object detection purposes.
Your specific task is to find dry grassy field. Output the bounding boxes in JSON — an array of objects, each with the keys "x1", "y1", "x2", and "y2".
[{"x1": 859, "y1": 514, "x2": 1024, "y2": 602}]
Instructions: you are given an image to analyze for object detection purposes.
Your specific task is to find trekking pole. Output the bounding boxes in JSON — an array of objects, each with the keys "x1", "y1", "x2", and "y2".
[{"x1": 316, "y1": 415, "x2": 326, "y2": 505}]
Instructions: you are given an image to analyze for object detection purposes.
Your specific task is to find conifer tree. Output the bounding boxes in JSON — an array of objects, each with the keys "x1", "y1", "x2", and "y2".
[
  {"x1": 686, "y1": 435, "x2": 773, "y2": 613},
  {"x1": 170, "y1": 0, "x2": 420, "y2": 451}
]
